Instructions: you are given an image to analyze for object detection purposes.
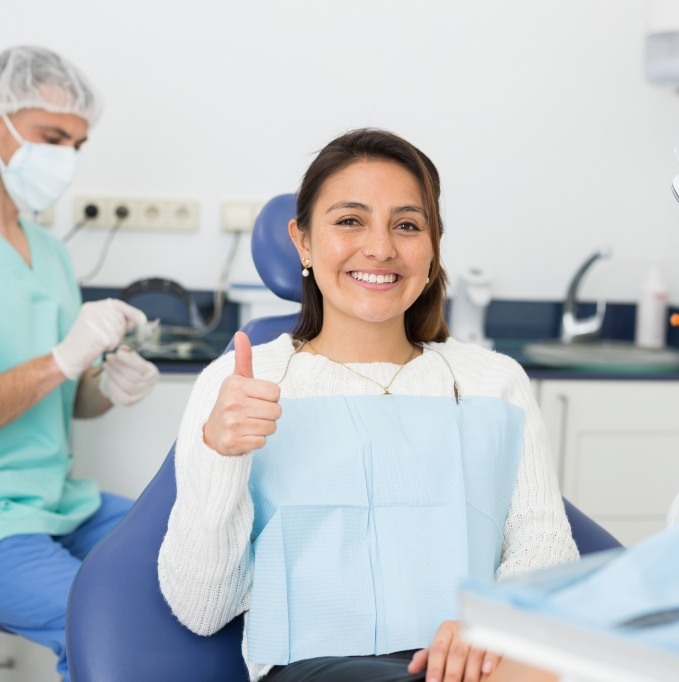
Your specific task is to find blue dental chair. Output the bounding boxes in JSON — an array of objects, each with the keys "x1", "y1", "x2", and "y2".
[{"x1": 65, "y1": 194, "x2": 621, "y2": 682}]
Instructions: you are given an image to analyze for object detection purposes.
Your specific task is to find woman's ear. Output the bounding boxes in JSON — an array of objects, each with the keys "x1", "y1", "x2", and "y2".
[{"x1": 288, "y1": 219, "x2": 309, "y2": 260}]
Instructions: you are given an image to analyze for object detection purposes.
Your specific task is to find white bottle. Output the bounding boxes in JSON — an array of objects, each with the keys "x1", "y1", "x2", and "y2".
[{"x1": 634, "y1": 266, "x2": 668, "y2": 349}]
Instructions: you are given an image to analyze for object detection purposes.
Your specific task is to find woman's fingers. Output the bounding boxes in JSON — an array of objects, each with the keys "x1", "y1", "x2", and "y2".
[
  {"x1": 459, "y1": 646, "x2": 484, "y2": 681},
  {"x1": 426, "y1": 621, "x2": 466, "y2": 682},
  {"x1": 412, "y1": 621, "x2": 500, "y2": 682},
  {"x1": 407, "y1": 647, "x2": 429, "y2": 674},
  {"x1": 481, "y1": 652, "x2": 501, "y2": 677}
]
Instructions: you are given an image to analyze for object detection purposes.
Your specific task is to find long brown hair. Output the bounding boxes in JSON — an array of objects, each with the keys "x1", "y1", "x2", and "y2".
[{"x1": 292, "y1": 128, "x2": 449, "y2": 343}]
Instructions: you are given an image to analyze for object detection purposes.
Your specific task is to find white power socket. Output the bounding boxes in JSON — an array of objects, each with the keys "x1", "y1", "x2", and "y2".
[
  {"x1": 221, "y1": 201, "x2": 263, "y2": 232},
  {"x1": 73, "y1": 196, "x2": 200, "y2": 232}
]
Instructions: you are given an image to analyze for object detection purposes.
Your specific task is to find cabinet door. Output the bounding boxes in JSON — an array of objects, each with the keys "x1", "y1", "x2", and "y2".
[
  {"x1": 70, "y1": 372, "x2": 197, "y2": 499},
  {"x1": 539, "y1": 380, "x2": 679, "y2": 547}
]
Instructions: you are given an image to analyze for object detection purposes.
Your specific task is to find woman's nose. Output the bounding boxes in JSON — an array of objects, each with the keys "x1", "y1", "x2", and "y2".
[{"x1": 362, "y1": 226, "x2": 396, "y2": 261}]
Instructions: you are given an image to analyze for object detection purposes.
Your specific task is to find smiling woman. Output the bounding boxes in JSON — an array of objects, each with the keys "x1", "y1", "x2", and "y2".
[
  {"x1": 290, "y1": 129, "x2": 447, "y2": 352},
  {"x1": 158, "y1": 128, "x2": 578, "y2": 682},
  {"x1": 288, "y1": 157, "x2": 436, "y2": 360}
]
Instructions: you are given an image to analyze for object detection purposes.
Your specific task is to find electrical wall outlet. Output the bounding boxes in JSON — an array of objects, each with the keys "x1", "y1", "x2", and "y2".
[
  {"x1": 221, "y1": 201, "x2": 262, "y2": 232},
  {"x1": 73, "y1": 196, "x2": 200, "y2": 232}
]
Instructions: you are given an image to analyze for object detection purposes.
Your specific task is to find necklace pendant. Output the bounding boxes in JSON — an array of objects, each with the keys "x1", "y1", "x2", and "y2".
[{"x1": 383, "y1": 388, "x2": 390, "y2": 395}]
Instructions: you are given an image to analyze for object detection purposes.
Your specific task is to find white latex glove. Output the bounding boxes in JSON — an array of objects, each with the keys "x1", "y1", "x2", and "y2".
[
  {"x1": 52, "y1": 299, "x2": 147, "y2": 380},
  {"x1": 99, "y1": 347, "x2": 160, "y2": 406}
]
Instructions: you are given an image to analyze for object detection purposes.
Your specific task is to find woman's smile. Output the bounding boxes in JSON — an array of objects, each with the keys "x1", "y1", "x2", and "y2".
[{"x1": 348, "y1": 270, "x2": 400, "y2": 286}]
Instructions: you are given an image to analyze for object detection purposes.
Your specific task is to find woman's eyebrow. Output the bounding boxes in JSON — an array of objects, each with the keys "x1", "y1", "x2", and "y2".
[
  {"x1": 326, "y1": 201, "x2": 371, "y2": 213},
  {"x1": 391, "y1": 205, "x2": 426, "y2": 216},
  {"x1": 326, "y1": 202, "x2": 426, "y2": 216}
]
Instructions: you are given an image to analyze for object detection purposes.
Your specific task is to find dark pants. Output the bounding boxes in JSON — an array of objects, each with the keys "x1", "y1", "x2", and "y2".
[{"x1": 264, "y1": 650, "x2": 426, "y2": 682}]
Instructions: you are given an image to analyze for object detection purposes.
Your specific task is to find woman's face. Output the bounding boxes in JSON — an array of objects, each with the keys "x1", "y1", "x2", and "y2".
[
  {"x1": 289, "y1": 158, "x2": 434, "y2": 332},
  {"x1": 0, "y1": 108, "x2": 88, "y2": 165}
]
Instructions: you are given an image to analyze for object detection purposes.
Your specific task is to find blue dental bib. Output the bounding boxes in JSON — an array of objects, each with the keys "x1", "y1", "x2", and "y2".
[{"x1": 246, "y1": 395, "x2": 523, "y2": 665}]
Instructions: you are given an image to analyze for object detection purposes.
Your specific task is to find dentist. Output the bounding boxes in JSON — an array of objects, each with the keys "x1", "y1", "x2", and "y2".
[{"x1": 0, "y1": 45, "x2": 158, "y2": 680}]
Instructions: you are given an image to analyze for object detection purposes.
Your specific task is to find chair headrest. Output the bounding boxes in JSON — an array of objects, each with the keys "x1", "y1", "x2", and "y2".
[{"x1": 251, "y1": 193, "x2": 301, "y2": 303}]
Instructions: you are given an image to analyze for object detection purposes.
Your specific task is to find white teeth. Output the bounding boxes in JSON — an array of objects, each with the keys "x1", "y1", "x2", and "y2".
[{"x1": 351, "y1": 271, "x2": 397, "y2": 283}]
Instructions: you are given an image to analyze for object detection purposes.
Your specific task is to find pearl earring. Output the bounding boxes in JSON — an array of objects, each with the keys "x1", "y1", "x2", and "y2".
[{"x1": 302, "y1": 258, "x2": 311, "y2": 278}]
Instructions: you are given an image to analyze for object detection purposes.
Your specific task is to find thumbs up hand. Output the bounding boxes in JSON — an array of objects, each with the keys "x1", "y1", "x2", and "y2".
[{"x1": 203, "y1": 332, "x2": 282, "y2": 457}]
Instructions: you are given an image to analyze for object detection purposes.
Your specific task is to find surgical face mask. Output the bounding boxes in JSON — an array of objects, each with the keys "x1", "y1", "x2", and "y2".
[{"x1": 0, "y1": 113, "x2": 77, "y2": 213}]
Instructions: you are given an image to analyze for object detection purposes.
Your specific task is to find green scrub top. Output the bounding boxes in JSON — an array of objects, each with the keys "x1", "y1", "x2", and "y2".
[{"x1": 0, "y1": 217, "x2": 100, "y2": 541}]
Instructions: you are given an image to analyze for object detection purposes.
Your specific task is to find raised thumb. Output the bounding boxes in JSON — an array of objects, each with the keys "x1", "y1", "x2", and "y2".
[{"x1": 232, "y1": 331, "x2": 254, "y2": 378}]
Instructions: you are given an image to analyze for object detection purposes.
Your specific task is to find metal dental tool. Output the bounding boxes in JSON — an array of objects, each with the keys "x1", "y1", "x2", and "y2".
[{"x1": 91, "y1": 318, "x2": 161, "y2": 377}]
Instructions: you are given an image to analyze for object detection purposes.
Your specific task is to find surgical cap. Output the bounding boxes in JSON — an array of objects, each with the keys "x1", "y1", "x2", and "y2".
[{"x1": 0, "y1": 45, "x2": 102, "y2": 126}]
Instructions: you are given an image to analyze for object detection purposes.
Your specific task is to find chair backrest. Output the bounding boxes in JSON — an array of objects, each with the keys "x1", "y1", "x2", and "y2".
[
  {"x1": 65, "y1": 193, "x2": 622, "y2": 681},
  {"x1": 562, "y1": 498, "x2": 621, "y2": 555},
  {"x1": 66, "y1": 445, "x2": 248, "y2": 682},
  {"x1": 250, "y1": 193, "x2": 301, "y2": 304}
]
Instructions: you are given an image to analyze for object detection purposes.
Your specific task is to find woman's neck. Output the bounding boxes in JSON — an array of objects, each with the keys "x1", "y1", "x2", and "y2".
[{"x1": 308, "y1": 318, "x2": 417, "y2": 364}]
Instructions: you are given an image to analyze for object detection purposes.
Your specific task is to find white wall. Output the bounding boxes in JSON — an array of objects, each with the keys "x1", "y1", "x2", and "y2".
[{"x1": 4, "y1": 0, "x2": 679, "y2": 303}]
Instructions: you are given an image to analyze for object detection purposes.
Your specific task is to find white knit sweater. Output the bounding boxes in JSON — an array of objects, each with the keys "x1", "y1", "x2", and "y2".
[{"x1": 158, "y1": 334, "x2": 579, "y2": 680}]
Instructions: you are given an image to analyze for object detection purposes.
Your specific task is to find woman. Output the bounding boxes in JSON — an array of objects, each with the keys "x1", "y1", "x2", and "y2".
[
  {"x1": 158, "y1": 128, "x2": 578, "y2": 682},
  {"x1": 0, "y1": 45, "x2": 158, "y2": 681}
]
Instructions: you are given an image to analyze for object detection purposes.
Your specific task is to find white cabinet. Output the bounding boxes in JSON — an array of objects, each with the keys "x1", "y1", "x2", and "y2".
[
  {"x1": 538, "y1": 379, "x2": 679, "y2": 547},
  {"x1": 70, "y1": 372, "x2": 197, "y2": 499}
]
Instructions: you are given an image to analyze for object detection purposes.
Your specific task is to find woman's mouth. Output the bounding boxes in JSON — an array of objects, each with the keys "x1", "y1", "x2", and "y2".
[{"x1": 350, "y1": 271, "x2": 398, "y2": 284}]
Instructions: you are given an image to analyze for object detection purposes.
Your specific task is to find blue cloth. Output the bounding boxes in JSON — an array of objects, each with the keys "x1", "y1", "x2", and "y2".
[
  {"x1": 0, "y1": 217, "x2": 100, "y2": 540},
  {"x1": 464, "y1": 524, "x2": 679, "y2": 656},
  {"x1": 0, "y1": 493, "x2": 132, "y2": 681},
  {"x1": 247, "y1": 395, "x2": 524, "y2": 665}
]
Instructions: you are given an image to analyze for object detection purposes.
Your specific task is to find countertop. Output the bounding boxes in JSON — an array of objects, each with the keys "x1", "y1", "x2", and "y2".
[
  {"x1": 82, "y1": 286, "x2": 679, "y2": 381},
  {"x1": 139, "y1": 335, "x2": 679, "y2": 381},
  {"x1": 493, "y1": 340, "x2": 679, "y2": 382}
]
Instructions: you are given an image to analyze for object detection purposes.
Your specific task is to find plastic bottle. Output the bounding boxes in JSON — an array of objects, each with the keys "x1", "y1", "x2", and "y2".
[{"x1": 634, "y1": 266, "x2": 668, "y2": 349}]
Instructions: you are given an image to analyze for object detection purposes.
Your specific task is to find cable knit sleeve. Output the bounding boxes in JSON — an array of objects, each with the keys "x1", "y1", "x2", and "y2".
[
  {"x1": 493, "y1": 355, "x2": 580, "y2": 579},
  {"x1": 158, "y1": 351, "x2": 255, "y2": 636}
]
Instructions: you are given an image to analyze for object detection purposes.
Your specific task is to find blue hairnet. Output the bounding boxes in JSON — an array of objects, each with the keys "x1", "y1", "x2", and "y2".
[{"x1": 0, "y1": 45, "x2": 102, "y2": 126}]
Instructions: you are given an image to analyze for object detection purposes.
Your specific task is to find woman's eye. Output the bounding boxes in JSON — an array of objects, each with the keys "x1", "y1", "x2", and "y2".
[
  {"x1": 337, "y1": 217, "x2": 360, "y2": 226},
  {"x1": 396, "y1": 221, "x2": 421, "y2": 232}
]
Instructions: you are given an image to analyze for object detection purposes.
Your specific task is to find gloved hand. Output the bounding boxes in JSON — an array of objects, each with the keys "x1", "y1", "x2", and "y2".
[
  {"x1": 52, "y1": 299, "x2": 147, "y2": 380},
  {"x1": 99, "y1": 347, "x2": 160, "y2": 406}
]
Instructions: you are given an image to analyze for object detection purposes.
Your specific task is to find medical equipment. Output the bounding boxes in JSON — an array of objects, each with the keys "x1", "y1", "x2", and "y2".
[
  {"x1": 449, "y1": 267, "x2": 492, "y2": 347},
  {"x1": 91, "y1": 318, "x2": 160, "y2": 377},
  {"x1": 645, "y1": 1, "x2": 679, "y2": 85}
]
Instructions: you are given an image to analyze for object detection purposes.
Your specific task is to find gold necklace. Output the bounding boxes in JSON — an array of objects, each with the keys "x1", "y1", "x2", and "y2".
[{"x1": 303, "y1": 340, "x2": 420, "y2": 395}]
